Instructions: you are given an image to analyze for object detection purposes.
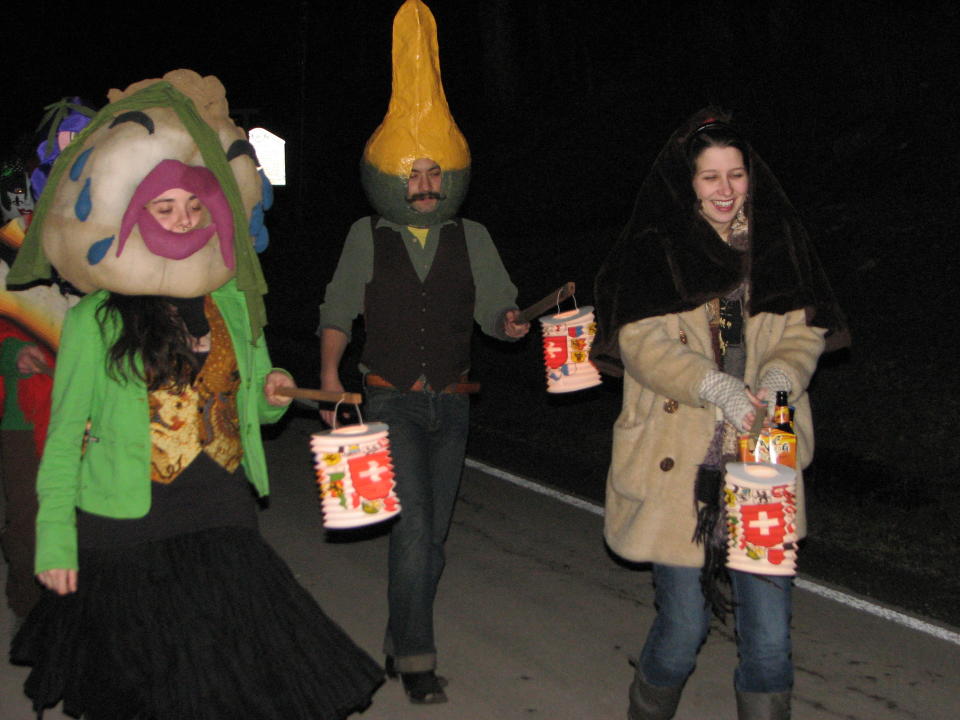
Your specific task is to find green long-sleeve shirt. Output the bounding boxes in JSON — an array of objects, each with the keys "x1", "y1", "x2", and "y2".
[
  {"x1": 0, "y1": 336, "x2": 35, "y2": 430},
  {"x1": 317, "y1": 216, "x2": 520, "y2": 342}
]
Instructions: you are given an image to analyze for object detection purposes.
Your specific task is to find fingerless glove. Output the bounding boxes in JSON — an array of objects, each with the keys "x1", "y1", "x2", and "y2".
[{"x1": 698, "y1": 369, "x2": 755, "y2": 432}]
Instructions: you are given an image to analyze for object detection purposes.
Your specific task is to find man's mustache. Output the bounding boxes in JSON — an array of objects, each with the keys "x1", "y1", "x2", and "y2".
[{"x1": 406, "y1": 191, "x2": 446, "y2": 203}]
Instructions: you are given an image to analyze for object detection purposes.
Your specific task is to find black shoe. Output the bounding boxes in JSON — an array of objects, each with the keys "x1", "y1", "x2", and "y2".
[
  {"x1": 384, "y1": 656, "x2": 449, "y2": 701},
  {"x1": 384, "y1": 656, "x2": 448, "y2": 682},
  {"x1": 400, "y1": 670, "x2": 448, "y2": 704}
]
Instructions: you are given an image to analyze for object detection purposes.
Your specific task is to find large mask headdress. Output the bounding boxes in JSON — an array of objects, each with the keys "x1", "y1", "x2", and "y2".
[
  {"x1": 9, "y1": 69, "x2": 271, "y2": 339},
  {"x1": 360, "y1": 0, "x2": 470, "y2": 226}
]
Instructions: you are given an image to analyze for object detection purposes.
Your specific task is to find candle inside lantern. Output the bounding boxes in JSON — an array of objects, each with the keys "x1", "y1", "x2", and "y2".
[{"x1": 743, "y1": 464, "x2": 780, "y2": 478}]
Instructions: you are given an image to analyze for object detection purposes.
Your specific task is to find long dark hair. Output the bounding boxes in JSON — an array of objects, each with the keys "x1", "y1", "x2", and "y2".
[
  {"x1": 96, "y1": 294, "x2": 199, "y2": 391},
  {"x1": 684, "y1": 121, "x2": 751, "y2": 177}
]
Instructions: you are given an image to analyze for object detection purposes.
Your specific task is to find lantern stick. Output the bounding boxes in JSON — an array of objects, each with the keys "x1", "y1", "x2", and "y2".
[
  {"x1": 275, "y1": 387, "x2": 364, "y2": 405},
  {"x1": 518, "y1": 281, "x2": 576, "y2": 323}
]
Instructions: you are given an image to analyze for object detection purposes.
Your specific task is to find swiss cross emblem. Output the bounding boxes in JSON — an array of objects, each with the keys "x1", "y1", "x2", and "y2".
[
  {"x1": 347, "y1": 451, "x2": 395, "y2": 500},
  {"x1": 741, "y1": 503, "x2": 786, "y2": 547},
  {"x1": 543, "y1": 336, "x2": 568, "y2": 369}
]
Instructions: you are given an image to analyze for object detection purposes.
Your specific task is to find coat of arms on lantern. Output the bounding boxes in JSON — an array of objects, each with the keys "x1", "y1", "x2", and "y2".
[
  {"x1": 539, "y1": 304, "x2": 602, "y2": 393},
  {"x1": 311, "y1": 422, "x2": 401, "y2": 529}
]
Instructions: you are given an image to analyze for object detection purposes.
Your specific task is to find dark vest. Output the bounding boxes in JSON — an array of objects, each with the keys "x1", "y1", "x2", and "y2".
[{"x1": 362, "y1": 218, "x2": 476, "y2": 389}]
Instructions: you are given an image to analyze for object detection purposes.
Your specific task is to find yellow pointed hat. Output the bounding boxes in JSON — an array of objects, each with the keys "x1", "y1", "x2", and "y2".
[{"x1": 361, "y1": 0, "x2": 470, "y2": 225}]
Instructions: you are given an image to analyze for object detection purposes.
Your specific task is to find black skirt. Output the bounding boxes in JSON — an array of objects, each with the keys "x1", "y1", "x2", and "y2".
[{"x1": 11, "y1": 525, "x2": 384, "y2": 719}]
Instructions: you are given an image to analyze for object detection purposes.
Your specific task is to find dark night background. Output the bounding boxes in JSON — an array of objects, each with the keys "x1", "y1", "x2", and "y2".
[{"x1": 6, "y1": 2, "x2": 960, "y2": 625}]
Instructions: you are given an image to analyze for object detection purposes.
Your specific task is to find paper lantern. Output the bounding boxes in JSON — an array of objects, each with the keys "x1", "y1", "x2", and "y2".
[
  {"x1": 539, "y1": 305, "x2": 602, "y2": 393},
  {"x1": 724, "y1": 462, "x2": 798, "y2": 576},
  {"x1": 310, "y1": 422, "x2": 401, "y2": 529}
]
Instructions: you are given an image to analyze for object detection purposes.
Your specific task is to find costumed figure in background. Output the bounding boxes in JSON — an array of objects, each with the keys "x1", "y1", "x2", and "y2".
[
  {"x1": 0, "y1": 101, "x2": 93, "y2": 630},
  {"x1": 8, "y1": 69, "x2": 383, "y2": 719},
  {"x1": 1, "y1": 157, "x2": 35, "y2": 230},
  {"x1": 318, "y1": 0, "x2": 529, "y2": 704},
  {"x1": 592, "y1": 108, "x2": 847, "y2": 720},
  {"x1": 0, "y1": 271, "x2": 76, "y2": 631}
]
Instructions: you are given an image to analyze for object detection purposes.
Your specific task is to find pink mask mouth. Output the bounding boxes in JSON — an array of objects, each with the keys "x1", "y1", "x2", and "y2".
[{"x1": 118, "y1": 160, "x2": 235, "y2": 269}]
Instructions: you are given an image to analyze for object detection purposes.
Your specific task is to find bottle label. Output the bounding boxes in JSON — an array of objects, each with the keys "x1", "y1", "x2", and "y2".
[
  {"x1": 738, "y1": 427, "x2": 796, "y2": 468},
  {"x1": 773, "y1": 406, "x2": 791, "y2": 427},
  {"x1": 769, "y1": 429, "x2": 797, "y2": 468}
]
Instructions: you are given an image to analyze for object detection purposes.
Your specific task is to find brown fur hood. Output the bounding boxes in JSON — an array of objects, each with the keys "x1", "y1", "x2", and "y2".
[{"x1": 592, "y1": 108, "x2": 848, "y2": 367}]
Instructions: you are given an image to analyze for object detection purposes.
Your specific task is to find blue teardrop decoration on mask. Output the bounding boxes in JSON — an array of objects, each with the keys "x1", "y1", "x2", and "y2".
[
  {"x1": 259, "y1": 169, "x2": 274, "y2": 211},
  {"x1": 249, "y1": 202, "x2": 269, "y2": 253},
  {"x1": 75, "y1": 178, "x2": 93, "y2": 221},
  {"x1": 70, "y1": 148, "x2": 94, "y2": 181},
  {"x1": 86, "y1": 236, "x2": 113, "y2": 265}
]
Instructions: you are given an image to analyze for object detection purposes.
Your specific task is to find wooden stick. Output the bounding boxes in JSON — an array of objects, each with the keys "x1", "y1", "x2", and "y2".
[
  {"x1": 518, "y1": 281, "x2": 576, "y2": 323},
  {"x1": 275, "y1": 387, "x2": 363, "y2": 405}
]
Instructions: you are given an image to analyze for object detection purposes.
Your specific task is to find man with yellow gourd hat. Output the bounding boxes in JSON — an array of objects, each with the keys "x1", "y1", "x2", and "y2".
[{"x1": 318, "y1": 0, "x2": 529, "y2": 704}]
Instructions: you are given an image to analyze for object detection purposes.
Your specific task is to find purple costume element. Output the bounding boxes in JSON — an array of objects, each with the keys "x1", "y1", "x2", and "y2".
[{"x1": 30, "y1": 98, "x2": 94, "y2": 198}]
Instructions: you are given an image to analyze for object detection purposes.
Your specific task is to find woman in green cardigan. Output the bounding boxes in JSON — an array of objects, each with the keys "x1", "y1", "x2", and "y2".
[{"x1": 10, "y1": 71, "x2": 383, "y2": 719}]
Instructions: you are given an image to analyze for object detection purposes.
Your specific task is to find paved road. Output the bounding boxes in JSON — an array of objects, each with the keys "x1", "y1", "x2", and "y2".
[{"x1": 3, "y1": 414, "x2": 959, "y2": 719}]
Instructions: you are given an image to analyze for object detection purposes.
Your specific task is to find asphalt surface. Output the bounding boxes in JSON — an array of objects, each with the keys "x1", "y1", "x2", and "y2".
[{"x1": 3, "y1": 413, "x2": 960, "y2": 719}]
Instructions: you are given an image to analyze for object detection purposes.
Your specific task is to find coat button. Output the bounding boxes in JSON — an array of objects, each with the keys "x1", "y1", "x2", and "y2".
[
  {"x1": 659, "y1": 457, "x2": 674, "y2": 471},
  {"x1": 679, "y1": 330, "x2": 688, "y2": 344},
  {"x1": 663, "y1": 399, "x2": 679, "y2": 413}
]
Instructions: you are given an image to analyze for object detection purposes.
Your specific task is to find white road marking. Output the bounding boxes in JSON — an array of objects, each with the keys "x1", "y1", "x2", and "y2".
[{"x1": 465, "y1": 457, "x2": 960, "y2": 647}]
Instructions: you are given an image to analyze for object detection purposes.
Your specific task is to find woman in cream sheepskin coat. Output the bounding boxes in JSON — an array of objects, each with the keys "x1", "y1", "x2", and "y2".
[{"x1": 593, "y1": 108, "x2": 846, "y2": 720}]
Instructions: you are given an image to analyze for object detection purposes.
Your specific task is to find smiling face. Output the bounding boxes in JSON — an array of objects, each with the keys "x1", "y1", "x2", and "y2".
[
  {"x1": 37, "y1": 71, "x2": 266, "y2": 297},
  {"x1": 692, "y1": 145, "x2": 749, "y2": 237}
]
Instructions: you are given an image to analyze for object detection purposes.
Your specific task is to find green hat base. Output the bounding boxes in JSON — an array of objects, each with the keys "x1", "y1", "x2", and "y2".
[{"x1": 360, "y1": 162, "x2": 469, "y2": 227}]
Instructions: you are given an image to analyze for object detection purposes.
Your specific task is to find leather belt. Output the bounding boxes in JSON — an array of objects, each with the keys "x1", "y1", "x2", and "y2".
[{"x1": 365, "y1": 373, "x2": 480, "y2": 394}]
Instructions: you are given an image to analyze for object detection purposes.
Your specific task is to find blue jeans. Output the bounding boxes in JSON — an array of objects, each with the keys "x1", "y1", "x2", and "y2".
[
  {"x1": 639, "y1": 564, "x2": 793, "y2": 693},
  {"x1": 365, "y1": 386, "x2": 470, "y2": 672}
]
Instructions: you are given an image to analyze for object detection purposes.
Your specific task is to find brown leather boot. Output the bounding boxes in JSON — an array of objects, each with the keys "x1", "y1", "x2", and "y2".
[{"x1": 627, "y1": 670, "x2": 683, "y2": 720}]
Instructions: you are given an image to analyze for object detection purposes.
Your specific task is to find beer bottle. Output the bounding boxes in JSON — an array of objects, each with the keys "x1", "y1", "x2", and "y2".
[
  {"x1": 773, "y1": 391, "x2": 793, "y2": 433},
  {"x1": 770, "y1": 390, "x2": 797, "y2": 467}
]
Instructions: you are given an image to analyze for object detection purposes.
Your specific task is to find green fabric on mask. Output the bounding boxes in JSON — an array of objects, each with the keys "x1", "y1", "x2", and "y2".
[{"x1": 8, "y1": 82, "x2": 268, "y2": 342}]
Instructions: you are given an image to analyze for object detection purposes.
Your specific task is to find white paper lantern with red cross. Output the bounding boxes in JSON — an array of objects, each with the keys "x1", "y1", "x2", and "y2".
[
  {"x1": 724, "y1": 462, "x2": 798, "y2": 576},
  {"x1": 310, "y1": 422, "x2": 401, "y2": 529},
  {"x1": 539, "y1": 305, "x2": 602, "y2": 393}
]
